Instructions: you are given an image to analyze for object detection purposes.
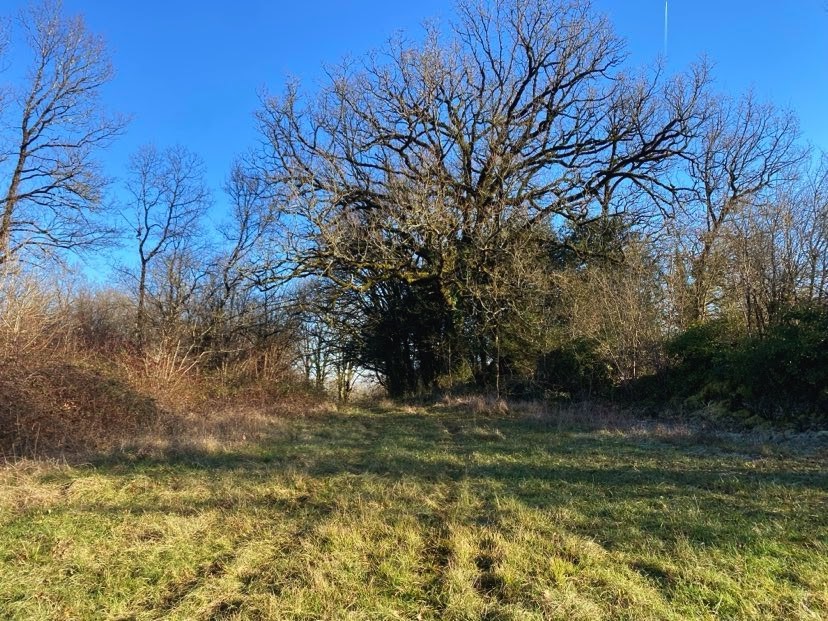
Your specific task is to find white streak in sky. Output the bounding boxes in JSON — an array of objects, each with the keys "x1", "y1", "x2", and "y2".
[{"x1": 664, "y1": 0, "x2": 669, "y2": 56}]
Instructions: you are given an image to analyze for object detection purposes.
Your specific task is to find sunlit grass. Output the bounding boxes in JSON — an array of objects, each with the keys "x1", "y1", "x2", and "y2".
[{"x1": 1, "y1": 404, "x2": 825, "y2": 619}]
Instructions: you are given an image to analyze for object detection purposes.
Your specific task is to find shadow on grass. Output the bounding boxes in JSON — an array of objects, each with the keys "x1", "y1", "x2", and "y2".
[
  {"x1": 86, "y1": 409, "x2": 826, "y2": 478},
  {"x1": 49, "y1": 408, "x2": 823, "y2": 553}
]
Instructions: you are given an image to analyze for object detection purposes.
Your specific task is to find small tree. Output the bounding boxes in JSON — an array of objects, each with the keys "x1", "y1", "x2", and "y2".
[
  {"x1": 121, "y1": 145, "x2": 210, "y2": 344},
  {"x1": 672, "y1": 93, "x2": 802, "y2": 325}
]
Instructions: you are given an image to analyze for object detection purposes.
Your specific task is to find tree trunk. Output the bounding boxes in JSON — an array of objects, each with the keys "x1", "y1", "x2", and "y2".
[
  {"x1": 137, "y1": 262, "x2": 148, "y2": 347},
  {"x1": 0, "y1": 145, "x2": 29, "y2": 264}
]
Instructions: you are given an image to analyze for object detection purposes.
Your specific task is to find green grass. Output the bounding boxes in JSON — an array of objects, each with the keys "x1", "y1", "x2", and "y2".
[{"x1": 1, "y1": 404, "x2": 826, "y2": 620}]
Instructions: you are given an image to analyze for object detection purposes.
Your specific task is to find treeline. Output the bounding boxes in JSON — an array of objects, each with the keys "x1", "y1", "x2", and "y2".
[
  {"x1": 245, "y1": 0, "x2": 827, "y2": 425},
  {"x1": 1, "y1": 0, "x2": 826, "y2": 439}
]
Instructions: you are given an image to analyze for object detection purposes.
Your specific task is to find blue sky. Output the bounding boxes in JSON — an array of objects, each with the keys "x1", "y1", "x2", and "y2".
[{"x1": 3, "y1": 0, "x2": 827, "y2": 274}]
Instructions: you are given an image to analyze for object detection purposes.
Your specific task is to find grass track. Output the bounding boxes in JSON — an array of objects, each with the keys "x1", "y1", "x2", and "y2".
[{"x1": 1, "y1": 405, "x2": 826, "y2": 619}]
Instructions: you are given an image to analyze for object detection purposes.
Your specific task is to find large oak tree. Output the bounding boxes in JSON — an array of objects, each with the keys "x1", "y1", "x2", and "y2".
[{"x1": 252, "y1": 0, "x2": 713, "y2": 393}]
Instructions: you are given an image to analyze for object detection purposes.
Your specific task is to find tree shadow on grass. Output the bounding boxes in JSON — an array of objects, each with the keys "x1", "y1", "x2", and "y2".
[
  {"x1": 50, "y1": 412, "x2": 828, "y2": 546},
  {"x1": 80, "y1": 408, "x2": 827, "y2": 491}
]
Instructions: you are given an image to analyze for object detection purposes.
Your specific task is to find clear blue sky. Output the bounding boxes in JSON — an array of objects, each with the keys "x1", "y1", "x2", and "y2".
[{"x1": 3, "y1": 0, "x2": 827, "y2": 273}]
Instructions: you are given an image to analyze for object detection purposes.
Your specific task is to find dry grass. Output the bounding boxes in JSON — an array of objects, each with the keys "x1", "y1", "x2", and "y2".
[
  {"x1": 1, "y1": 402, "x2": 825, "y2": 620},
  {"x1": 0, "y1": 348, "x2": 328, "y2": 461},
  {"x1": 105, "y1": 398, "x2": 334, "y2": 461},
  {"x1": 0, "y1": 272, "x2": 314, "y2": 460}
]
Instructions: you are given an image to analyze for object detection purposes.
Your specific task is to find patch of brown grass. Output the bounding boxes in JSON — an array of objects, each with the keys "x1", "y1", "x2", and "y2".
[
  {"x1": 438, "y1": 394, "x2": 511, "y2": 416},
  {"x1": 104, "y1": 397, "x2": 334, "y2": 461},
  {"x1": 0, "y1": 343, "x2": 327, "y2": 461},
  {"x1": 0, "y1": 356, "x2": 161, "y2": 458}
]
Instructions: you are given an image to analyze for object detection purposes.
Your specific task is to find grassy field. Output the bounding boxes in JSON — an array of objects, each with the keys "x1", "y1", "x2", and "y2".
[{"x1": 1, "y1": 402, "x2": 826, "y2": 620}]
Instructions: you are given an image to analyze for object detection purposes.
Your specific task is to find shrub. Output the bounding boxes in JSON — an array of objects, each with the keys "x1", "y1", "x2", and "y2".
[
  {"x1": 649, "y1": 304, "x2": 828, "y2": 427},
  {"x1": 734, "y1": 305, "x2": 828, "y2": 421},
  {"x1": 536, "y1": 337, "x2": 612, "y2": 399}
]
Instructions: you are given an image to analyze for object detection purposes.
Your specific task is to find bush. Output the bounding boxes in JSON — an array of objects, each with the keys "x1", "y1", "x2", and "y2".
[
  {"x1": 650, "y1": 304, "x2": 828, "y2": 427},
  {"x1": 734, "y1": 305, "x2": 828, "y2": 420},
  {"x1": 662, "y1": 319, "x2": 742, "y2": 406},
  {"x1": 536, "y1": 337, "x2": 611, "y2": 399}
]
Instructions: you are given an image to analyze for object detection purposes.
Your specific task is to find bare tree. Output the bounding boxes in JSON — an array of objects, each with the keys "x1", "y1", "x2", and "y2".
[
  {"x1": 0, "y1": 20, "x2": 9, "y2": 121},
  {"x1": 0, "y1": 0, "x2": 125, "y2": 266},
  {"x1": 721, "y1": 156, "x2": 828, "y2": 332},
  {"x1": 121, "y1": 145, "x2": 210, "y2": 344},
  {"x1": 796, "y1": 156, "x2": 828, "y2": 302},
  {"x1": 255, "y1": 0, "x2": 708, "y2": 287},
  {"x1": 251, "y1": 0, "x2": 711, "y2": 393},
  {"x1": 204, "y1": 164, "x2": 276, "y2": 332},
  {"x1": 672, "y1": 93, "x2": 803, "y2": 325},
  {"x1": 557, "y1": 238, "x2": 665, "y2": 382}
]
